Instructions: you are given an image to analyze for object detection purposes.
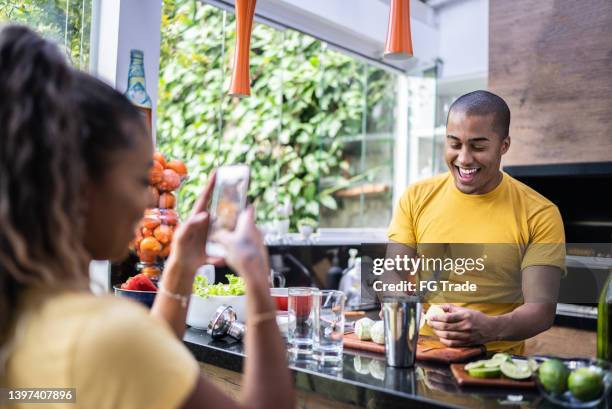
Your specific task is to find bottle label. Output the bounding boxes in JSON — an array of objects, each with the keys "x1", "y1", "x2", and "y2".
[{"x1": 126, "y1": 81, "x2": 152, "y2": 108}]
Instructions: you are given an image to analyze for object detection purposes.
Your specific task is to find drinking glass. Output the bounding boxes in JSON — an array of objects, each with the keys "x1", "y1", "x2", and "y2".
[
  {"x1": 313, "y1": 290, "x2": 346, "y2": 362},
  {"x1": 288, "y1": 287, "x2": 315, "y2": 356},
  {"x1": 270, "y1": 287, "x2": 288, "y2": 311}
]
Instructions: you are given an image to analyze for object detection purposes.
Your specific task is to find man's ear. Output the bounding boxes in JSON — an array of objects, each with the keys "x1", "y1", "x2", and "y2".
[{"x1": 501, "y1": 136, "x2": 511, "y2": 155}]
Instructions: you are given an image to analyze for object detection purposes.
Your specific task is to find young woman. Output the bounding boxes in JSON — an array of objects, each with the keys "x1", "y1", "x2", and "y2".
[{"x1": 0, "y1": 25, "x2": 295, "y2": 409}]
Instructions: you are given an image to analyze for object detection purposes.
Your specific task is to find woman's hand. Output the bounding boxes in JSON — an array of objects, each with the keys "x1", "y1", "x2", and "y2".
[
  {"x1": 427, "y1": 304, "x2": 498, "y2": 347},
  {"x1": 166, "y1": 171, "x2": 221, "y2": 275},
  {"x1": 214, "y1": 206, "x2": 270, "y2": 289}
]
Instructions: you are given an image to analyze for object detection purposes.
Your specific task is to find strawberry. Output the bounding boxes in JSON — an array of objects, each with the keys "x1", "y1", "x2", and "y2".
[{"x1": 121, "y1": 273, "x2": 157, "y2": 292}]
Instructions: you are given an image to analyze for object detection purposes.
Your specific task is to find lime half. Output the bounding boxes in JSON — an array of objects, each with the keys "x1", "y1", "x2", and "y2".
[
  {"x1": 490, "y1": 353, "x2": 512, "y2": 364},
  {"x1": 501, "y1": 361, "x2": 532, "y2": 380},
  {"x1": 469, "y1": 367, "x2": 502, "y2": 378},
  {"x1": 464, "y1": 360, "x2": 487, "y2": 371},
  {"x1": 527, "y1": 358, "x2": 539, "y2": 372}
]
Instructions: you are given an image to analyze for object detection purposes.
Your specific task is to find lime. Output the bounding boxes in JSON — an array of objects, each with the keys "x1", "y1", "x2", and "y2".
[
  {"x1": 527, "y1": 358, "x2": 539, "y2": 372},
  {"x1": 485, "y1": 360, "x2": 502, "y2": 369},
  {"x1": 568, "y1": 367, "x2": 604, "y2": 401},
  {"x1": 464, "y1": 360, "x2": 487, "y2": 371},
  {"x1": 468, "y1": 367, "x2": 502, "y2": 378},
  {"x1": 425, "y1": 305, "x2": 445, "y2": 326},
  {"x1": 490, "y1": 353, "x2": 512, "y2": 364},
  {"x1": 501, "y1": 361, "x2": 532, "y2": 380},
  {"x1": 538, "y1": 359, "x2": 569, "y2": 394}
]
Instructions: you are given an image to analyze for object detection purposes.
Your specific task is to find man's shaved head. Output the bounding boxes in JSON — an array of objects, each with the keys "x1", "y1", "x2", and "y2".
[{"x1": 447, "y1": 90, "x2": 510, "y2": 138}]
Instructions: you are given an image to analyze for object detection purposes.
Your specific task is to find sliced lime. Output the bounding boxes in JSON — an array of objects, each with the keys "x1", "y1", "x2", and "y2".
[
  {"x1": 468, "y1": 367, "x2": 502, "y2": 378},
  {"x1": 464, "y1": 360, "x2": 487, "y2": 371},
  {"x1": 527, "y1": 358, "x2": 539, "y2": 372},
  {"x1": 490, "y1": 353, "x2": 512, "y2": 364},
  {"x1": 485, "y1": 360, "x2": 502, "y2": 369},
  {"x1": 501, "y1": 361, "x2": 532, "y2": 380}
]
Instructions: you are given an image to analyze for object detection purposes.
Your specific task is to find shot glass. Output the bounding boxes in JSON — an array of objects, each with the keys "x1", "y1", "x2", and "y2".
[
  {"x1": 313, "y1": 290, "x2": 346, "y2": 363},
  {"x1": 288, "y1": 287, "x2": 315, "y2": 356}
]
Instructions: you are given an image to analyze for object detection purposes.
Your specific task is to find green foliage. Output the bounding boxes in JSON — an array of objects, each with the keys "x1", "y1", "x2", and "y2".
[
  {"x1": 156, "y1": 0, "x2": 395, "y2": 229},
  {"x1": 0, "y1": 0, "x2": 91, "y2": 69}
]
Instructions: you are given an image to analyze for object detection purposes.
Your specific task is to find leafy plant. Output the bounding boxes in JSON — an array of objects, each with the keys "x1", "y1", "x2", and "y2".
[
  {"x1": 157, "y1": 0, "x2": 396, "y2": 229},
  {"x1": 0, "y1": 0, "x2": 91, "y2": 69}
]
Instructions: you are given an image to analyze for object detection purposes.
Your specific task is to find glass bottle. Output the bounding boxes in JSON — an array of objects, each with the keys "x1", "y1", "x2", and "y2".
[
  {"x1": 124, "y1": 49, "x2": 153, "y2": 132},
  {"x1": 597, "y1": 269, "x2": 612, "y2": 361}
]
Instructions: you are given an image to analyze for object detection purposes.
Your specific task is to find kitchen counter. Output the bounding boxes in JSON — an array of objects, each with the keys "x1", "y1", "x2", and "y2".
[{"x1": 183, "y1": 328, "x2": 608, "y2": 409}]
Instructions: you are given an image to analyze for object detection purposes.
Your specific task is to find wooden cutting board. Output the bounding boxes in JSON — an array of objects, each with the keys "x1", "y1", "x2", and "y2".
[
  {"x1": 343, "y1": 333, "x2": 485, "y2": 364},
  {"x1": 450, "y1": 364, "x2": 536, "y2": 389}
]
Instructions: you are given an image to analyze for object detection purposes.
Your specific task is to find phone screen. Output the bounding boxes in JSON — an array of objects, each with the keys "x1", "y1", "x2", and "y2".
[{"x1": 206, "y1": 165, "x2": 250, "y2": 257}]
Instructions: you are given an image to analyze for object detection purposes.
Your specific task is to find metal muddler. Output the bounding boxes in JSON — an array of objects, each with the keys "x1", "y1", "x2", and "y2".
[
  {"x1": 207, "y1": 305, "x2": 246, "y2": 340},
  {"x1": 382, "y1": 296, "x2": 421, "y2": 367}
]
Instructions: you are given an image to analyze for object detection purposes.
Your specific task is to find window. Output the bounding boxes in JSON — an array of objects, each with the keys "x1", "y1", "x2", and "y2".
[
  {"x1": 0, "y1": 0, "x2": 92, "y2": 70},
  {"x1": 157, "y1": 1, "x2": 438, "y2": 231}
]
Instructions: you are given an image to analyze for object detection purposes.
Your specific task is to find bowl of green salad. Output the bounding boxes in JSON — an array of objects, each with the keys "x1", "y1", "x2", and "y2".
[{"x1": 186, "y1": 274, "x2": 247, "y2": 330}]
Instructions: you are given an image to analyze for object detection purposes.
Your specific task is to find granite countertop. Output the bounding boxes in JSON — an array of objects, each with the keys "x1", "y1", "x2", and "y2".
[{"x1": 183, "y1": 328, "x2": 607, "y2": 409}]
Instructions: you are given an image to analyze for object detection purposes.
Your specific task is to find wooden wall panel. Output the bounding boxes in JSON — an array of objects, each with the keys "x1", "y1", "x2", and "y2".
[{"x1": 489, "y1": 0, "x2": 612, "y2": 166}]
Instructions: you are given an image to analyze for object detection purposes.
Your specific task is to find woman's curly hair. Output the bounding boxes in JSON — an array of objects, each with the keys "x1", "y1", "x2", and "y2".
[
  {"x1": 0, "y1": 24, "x2": 90, "y2": 345},
  {"x1": 0, "y1": 25, "x2": 146, "y2": 366}
]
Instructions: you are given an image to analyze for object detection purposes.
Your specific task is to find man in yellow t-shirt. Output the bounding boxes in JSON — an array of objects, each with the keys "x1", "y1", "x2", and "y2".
[{"x1": 386, "y1": 90, "x2": 565, "y2": 354}]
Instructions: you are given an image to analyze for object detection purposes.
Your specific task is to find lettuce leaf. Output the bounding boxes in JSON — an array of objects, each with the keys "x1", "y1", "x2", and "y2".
[{"x1": 193, "y1": 274, "x2": 246, "y2": 299}]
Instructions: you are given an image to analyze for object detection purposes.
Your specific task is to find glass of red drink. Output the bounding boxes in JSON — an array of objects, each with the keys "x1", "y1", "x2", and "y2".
[
  {"x1": 270, "y1": 287, "x2": 288, "y2": 311},
  {"x1": 288, "y1": 287, "x2": 316, "y2": 356}
]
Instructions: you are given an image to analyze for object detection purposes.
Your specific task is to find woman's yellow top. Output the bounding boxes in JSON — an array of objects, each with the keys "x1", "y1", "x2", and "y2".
[{"x1": 2, "y1": 288, "x2": 199, "y2": 409}]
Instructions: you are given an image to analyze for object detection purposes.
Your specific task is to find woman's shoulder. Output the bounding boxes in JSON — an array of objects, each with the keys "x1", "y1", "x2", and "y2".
[
  {"x1": 21, "y1": 289, "x2": 175, "y2": 351},
  {"x1": 17, "y1": 291, "x2": 200, "y2": 408},
  {"x1": 24, "y1": 288, "x2": 151, "y2": 325}
]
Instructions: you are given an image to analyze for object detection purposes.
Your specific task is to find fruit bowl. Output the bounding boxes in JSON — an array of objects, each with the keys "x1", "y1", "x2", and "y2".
[
  {"x1": 114, "y1": 286, "x2": 157, "y2": 308},
  {"x1": 535, "y1": 358, "x2": 612, "y2": 408}
]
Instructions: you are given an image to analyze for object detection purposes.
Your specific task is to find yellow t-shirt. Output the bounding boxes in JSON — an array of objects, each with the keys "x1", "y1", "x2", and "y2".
[
  {"x1": 387, "y1": 171, "x2": 565, "y2": 354},
  {"x1": 1, "y1": 288, "x2": 199, "y2": 409}
]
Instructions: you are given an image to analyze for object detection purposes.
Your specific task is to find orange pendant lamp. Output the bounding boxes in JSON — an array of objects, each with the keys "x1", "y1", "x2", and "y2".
[
  {"x1": 384, "y1": 0, "x2": 413, "y2": 60},
  {"x1": 229, "y1": 0, "x2": 257, "y2": 97}
]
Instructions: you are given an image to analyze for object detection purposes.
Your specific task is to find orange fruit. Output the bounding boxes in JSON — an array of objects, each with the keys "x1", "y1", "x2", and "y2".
[
  {"x1": 161, "y1": 209, "x2": 179, "y2": 226},
  {"x1": 149, "y1": 161, "x2": 163, "y2": 185},
  {"x1": 139, "y1": 251, "x2": 156, "y2": 263},
  {"x1": 159, "y1": 244, "x2": 171, "y2": 258},
  {"x1": 144, "y1": 208, "x2": 161, "y2": 217},
  {"x1": 141, "y1": 227, "x2": 153, "y2": 237},
  {"x1": 159, "y1": 192, "x2": 176, "y2": 209},
  {"x1": 153, "y1": 224, "x2": 173, "y2": 244},
  {"x1": 142, "y1": 214, "x2": 160, "y2": 230},
  {"x1": 140, "y1": 236, "x2": 162, "y2": 254},
  {"x1": 153, "y1": 152, "x2": 167, "y2": 168},
  {"x1": 165, "y1": 160, "x2": 188, "y2": 177},
  {"x1": 134, "y1": 226, "x2": 143, "y2": 241},
  {"x1": 157, "y1": 169, "x2": 181, "y2": 192},
  {"x1": 149, "y1": 186, "x2": 160, "y2": 205}
]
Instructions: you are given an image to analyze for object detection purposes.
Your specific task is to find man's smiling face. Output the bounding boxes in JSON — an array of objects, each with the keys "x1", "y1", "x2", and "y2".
[{"x1": 445, "y1": 110, "x2": 510, "y2": 194}]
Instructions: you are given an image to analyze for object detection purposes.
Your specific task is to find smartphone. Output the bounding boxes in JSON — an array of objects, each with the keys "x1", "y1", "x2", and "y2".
[{"x1": 206, "y1": 165, "x2": 250, "y2": 258}]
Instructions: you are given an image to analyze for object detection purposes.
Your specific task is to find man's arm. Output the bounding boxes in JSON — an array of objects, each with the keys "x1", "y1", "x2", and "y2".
[
  {"x1": 493, "y1": 264, "x2": 561, "y2": 341},
  {"x1": 428, "y1": 265, "x2": 562, "y2": 346},
  {"x1": 378, "y1": 240, "x2": 417, "y2": 299}
]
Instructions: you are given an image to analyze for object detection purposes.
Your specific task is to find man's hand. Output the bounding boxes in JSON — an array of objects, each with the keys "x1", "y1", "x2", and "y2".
[{"x1": 427, "y1": 304, "x2": 498, "y2": 347}]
